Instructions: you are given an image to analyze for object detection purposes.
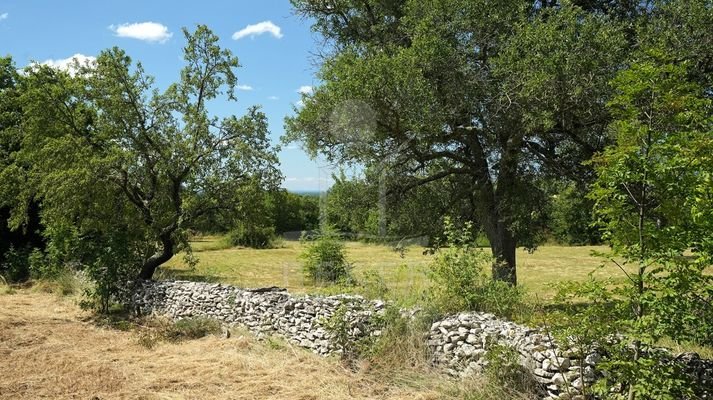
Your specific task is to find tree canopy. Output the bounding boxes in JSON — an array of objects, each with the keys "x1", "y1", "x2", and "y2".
[
  {"x1": 0, "y1": 26, "x2": 281, "y2": 306},
  {"x1": 286, "y1": 0, "x2": 634, "y2": 284}
]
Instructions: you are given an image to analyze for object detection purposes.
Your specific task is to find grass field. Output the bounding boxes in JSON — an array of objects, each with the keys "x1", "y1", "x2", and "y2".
[{"x1": 161, "y1": 236, "x2": 621, "y2": 302}]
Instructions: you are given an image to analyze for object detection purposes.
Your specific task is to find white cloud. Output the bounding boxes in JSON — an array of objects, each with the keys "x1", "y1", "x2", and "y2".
[
  {"x1": 0, "y1": 13, "x2": 8, "y2": 21},
  {"x1": 237, "y1": 84, "x2": 253, "y2": 91},
  {"x1": 110, "y1": 22, "x2": 172, "y2": 43},
  {"x1": 294, "y1": 100, "x2": 305, "y2": 108},
  {"x1": 232, "y1": 21, "x2": 283, "y2": 40},
  {"x1": 267, "y1": 95, "x2": 279, "y2": 100},
  {"x1": 297, "y1": 85, "x2": 313, "y2": 95},
  {"x1": 38, "y1": 54, "x2": 96, "y2": 75}
]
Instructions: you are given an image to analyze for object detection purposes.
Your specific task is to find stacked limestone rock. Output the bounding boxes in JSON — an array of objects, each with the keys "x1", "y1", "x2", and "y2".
[
  {"x1": 428, "y1": 313, "x2": 597, "y2": 399},
  {"x1": 131, "y1": 280, "x2": 385, "y2": 355},
  {"x1": 428, "y1": 313, "x2": 713, "y2": 399}
]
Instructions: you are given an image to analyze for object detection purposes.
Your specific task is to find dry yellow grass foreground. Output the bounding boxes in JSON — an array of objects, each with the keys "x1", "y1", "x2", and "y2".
[{"x1": 0, "y1": 291, "x2": 450, "y2": 400}]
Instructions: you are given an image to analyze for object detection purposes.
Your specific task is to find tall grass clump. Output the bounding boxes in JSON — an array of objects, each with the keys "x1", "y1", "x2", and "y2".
[
  {"x1": 0, "y1": 275, "x2": 14, "y2": 295},
  {"x1": 428, "y1": 218, "x2": 525, "y2": 319}
]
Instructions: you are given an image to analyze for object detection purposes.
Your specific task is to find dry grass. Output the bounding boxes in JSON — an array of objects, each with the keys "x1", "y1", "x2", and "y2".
[
  {"x1": 164, "y1": 237, "x2": 618, "y2": 301},
  {"x1": 0, "y1": 290, "x2": 518, "y2": 400}
]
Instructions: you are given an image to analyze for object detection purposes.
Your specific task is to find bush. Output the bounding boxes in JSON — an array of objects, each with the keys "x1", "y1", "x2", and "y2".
[
  {"x1": 300, "y1": 227, "x2": 352, "y2": 284},
  {"x1": 227, "y1": 222, "x2": 276, "y2": 249},
  {"x1": 428, "y1": 218, "x2": 524, "y2": 318},
  {"x1": 33, "y1": 270, "x2": 85, "y2": 297},
  {"x1": 356, "y1": 270, "x2": 390, "y2": 300},
  {"x1": 0, "y1": 246, "x2": 31, "y2": 283}
]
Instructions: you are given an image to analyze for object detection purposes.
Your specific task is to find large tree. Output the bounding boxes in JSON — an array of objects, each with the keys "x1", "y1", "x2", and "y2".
[
  {"x1": 5, "y1": 26, "x2": 280, "y2": 291},
  {"x1": 286, "y1": 0, "x2": 628, "y2": 284}
]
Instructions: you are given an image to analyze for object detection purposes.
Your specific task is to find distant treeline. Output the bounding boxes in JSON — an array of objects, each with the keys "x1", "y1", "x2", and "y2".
[{"x1": 199, "y1": 171, "x2": 601, "y2": 249}]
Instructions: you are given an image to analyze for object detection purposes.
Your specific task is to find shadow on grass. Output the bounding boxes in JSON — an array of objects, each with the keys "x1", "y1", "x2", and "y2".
[{"x1": 155, "y1": 267, "x2": 223, "y2": 284}]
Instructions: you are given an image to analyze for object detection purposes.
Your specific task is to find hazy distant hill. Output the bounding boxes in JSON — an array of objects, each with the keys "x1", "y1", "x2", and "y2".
[{"x1": 289, "y1": 190, "x2": 323, "y2": 197}]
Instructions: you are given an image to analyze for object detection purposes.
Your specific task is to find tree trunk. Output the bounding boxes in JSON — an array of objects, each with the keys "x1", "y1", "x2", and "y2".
[
  {"x1": 464, "y1": 126, "x2": 520, "y2": 286},
  {"x1": 484, "y1": 216, "x2": 517, "y2": 285},
  {"x1": 138, "y1": 233, "x2": 175, "y2": 280}
]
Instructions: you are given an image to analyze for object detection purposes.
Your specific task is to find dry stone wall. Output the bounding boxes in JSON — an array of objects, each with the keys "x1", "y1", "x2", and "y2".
[
  {"x1": 132, "y1": 280, "x2": 712, "y2": 400},
  {"x1": 429, "y1": 313, "x2": 598, "y2": 399},
  {"x1": 131, "y1": 280, "x2": 385, "y2": 355}
]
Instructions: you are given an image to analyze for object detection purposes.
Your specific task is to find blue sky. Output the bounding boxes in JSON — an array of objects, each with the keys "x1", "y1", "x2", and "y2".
[{"x1": 0, "y1": 0, "x2": 338, "y2": 191}]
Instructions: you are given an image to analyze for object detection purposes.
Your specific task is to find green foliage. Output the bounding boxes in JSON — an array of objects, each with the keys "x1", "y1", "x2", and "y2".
[
  {"x1": 323, "y1": 304, "x2": 361, "y2": 362},
  {"x1": 0, "y1": 246, "x2": 58, "y2": 283},
  {"x1": 549, "y1": 183, "x2": 602, "y2": 245},
  {"x1": 552, "y1": 274, "x2": 704, "y2": 399},
  {"x1": 324, "y1": 170, "x2": 463, "y2": 244},
  {"x1": 355, "y1": 270, "x2": 390, "y2": 300},
  {"x1": 227, "y1": 222, "x2": 277, "y2": 249},
  {"x1": 270, "y1": 190, "x2": 320, "y2": 233},
  {"x1": 595, "y1": 346, "x2": 694, "y2": 400},
  {"x1": 197, "y1": 188, "x2": 318, "y2": 239},
  {"x1": 555, "y1": 48, "x2": 713, "y2": 399},
  {"x1": 325, "y1": 172, "x2": 378, "y2": 236},
  {"x1": 428, "y1": 218, "x2": 524, "y2": 318},
  {"x1": 300, "y1": 227, "x2": 353, "y2": 284}
]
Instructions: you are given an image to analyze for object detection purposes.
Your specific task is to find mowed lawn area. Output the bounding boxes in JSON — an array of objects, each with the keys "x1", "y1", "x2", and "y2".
[{"x1": 162, "y1": 236, "x2": 621, "y2": 301}]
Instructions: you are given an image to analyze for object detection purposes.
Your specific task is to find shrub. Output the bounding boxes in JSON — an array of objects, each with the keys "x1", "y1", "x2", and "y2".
[
  {"x1": 428, "y1": 218, "x2": 524, "y2": 318},
  {"x1": 300, "y1": 227, "x2": 352, "y2": 284},
  {"x1": 0, "y1": 246, "x2": 31, "y2": 282},
  {"x1": 32, "y1": 270, "x2": 85, "y2": 297},
  {"x1": 0, "y1": 246, "x2": 59, "y2": 283},
  {"x1": 227, "y1": 222, "x2": 276, "y2": 249},
  {"x1": 356, "y1": 270, "x2": 390, "y2": 300},
  {"x1": 323, "y1": 302, "x2": 387, "y2": 364},
  {"x1": 323, "y1": 304, "x2": 361, "y2": 362}
]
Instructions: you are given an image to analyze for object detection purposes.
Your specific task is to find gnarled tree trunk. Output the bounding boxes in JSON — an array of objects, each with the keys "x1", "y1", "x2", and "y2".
[{"x1": 138, "y1": 232, "x2": 175, "y2": 280}]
